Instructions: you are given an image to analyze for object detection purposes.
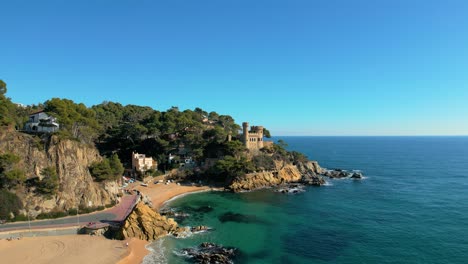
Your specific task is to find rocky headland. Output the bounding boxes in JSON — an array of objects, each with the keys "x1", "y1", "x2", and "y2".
[
  {"x1": 228, "y1": 160, "x2": 326, "y2": 192},
  {"x1": 0, "y1": 130, "x2": 120, "y2": 218}
]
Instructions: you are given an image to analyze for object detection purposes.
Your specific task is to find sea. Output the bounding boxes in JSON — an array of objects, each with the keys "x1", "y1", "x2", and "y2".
[{"x1": 144, "y1": 136, "x2": 468, "y2": 264}]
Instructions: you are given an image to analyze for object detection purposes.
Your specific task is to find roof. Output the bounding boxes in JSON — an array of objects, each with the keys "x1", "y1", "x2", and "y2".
[{"x1": 29, "y1": 110, "x2": 45, "y2": 115}]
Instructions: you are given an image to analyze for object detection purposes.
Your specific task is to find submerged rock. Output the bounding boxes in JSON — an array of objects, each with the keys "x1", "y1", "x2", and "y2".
[
  {"x1": 275, "y1": 183, "x2": 306, "y2": 194},
  {"x1": 218, "y1": 212, "x2": 268, "y2": 224},
  {"x1": 351, "y1": 172, "x2": 363, "y2": 179},
  {"x1": 178, "y1": 242, "x2": 238, "y2": 264},
  {"x1": 160, "y1": 208, "x2": 190, "y2": 219}
]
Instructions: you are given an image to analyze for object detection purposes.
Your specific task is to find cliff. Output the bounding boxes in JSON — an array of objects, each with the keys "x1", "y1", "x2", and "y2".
[
  {"x1": 229, "y1": 160, "x2": 325, "y2": 192},
  {"x1": 0, "y1": 130, "x2": 120, "y2": 217},
  {"x1": 116, "y1": 202, "x2": 179, "y2": 241}
]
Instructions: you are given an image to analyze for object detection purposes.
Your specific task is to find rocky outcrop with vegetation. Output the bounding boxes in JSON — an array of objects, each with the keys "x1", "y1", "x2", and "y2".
[
  {"x1": 229, "y1": 160, "x2": 325, "y2": 192},
  {"x1": 0, "y1": 130, "x2": 120, "y2": 219}
]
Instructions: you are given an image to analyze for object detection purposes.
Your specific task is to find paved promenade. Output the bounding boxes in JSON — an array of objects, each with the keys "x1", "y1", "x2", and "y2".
[{"x1": 0, "y1": 194, "x2": 139, "y2": 233}]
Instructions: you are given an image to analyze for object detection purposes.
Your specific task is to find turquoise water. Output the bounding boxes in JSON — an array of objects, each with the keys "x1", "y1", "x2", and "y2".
[{"x1": 146, "y1": 136, "x2": 468, "y2": 263}]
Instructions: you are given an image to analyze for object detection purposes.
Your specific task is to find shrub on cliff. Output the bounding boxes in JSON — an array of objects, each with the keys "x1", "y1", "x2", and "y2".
[
  {"x1": 0, "y1": 189, "x2": 22, "y2": 220},
  {"x1": 252, "y1": 154, "x2": 276, "y2": 171},
  {"x1": 0, "y1": 153, "x2": 26, "y2": 189},
  {"x1": 36, "y1": 166, "x2": 59, "y2": 197}
]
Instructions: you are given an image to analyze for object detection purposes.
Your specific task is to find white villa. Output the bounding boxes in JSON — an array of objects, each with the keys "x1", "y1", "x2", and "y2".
[{"x1": 24, "y1": 111, "x2": 59, "y2": 133}]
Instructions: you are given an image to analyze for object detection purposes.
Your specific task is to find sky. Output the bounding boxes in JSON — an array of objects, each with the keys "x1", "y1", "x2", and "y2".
[{"x1": 1, "y1": 0, "x2": 468, "y2": 136}]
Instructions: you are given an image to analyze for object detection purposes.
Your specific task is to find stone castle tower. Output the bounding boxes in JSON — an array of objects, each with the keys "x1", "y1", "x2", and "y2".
[{"x1": 242, "y1": 122, "x2": 264, "y2": 150}]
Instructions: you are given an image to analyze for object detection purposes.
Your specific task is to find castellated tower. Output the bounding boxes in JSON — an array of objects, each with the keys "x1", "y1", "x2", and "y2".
[
  {"x1": 243, "y1": 122, "x2": 249, "y2": 147},
  {"x1": 242, "y1": 122, "x2": 264, "y2": 150}
]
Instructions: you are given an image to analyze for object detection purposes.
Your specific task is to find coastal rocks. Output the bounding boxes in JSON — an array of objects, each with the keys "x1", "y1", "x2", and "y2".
[
  {"x1": 275, "y1": 184, "x2": 306, "y2": 194},
  {"x1": 178, "y1": 242, "x2": 238, "y2": 264},
  {"x1": 296, "y1": 160, "x2": 324, "y2": 175},
  {"x1": 228, "y1": 161, "x2": 326, "y2": 192},
  {"x1": 323, "y1": 169, "x2": 349, "y2": 178},
  {"x1": 160, "y1": 208, "x2": 190, "y2": 219},
  {"x1": 172, "y1": 225, "x2": 213, "y2": 238},
  {"x1": 191, "y1": 225, "x2": 212, "y2": 233},
  {"x1": 301, "y1": 174, "x2": 326, "y2": 186},
  {"x1": 117, "y1": 202, "x2": 179, "y2": 241},
  {"x1": 322, "y1": 169, "x2": 364, "y2": 179}
]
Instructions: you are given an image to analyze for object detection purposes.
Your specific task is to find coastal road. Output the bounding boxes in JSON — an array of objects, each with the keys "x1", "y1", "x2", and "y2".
[{"x1": 0, "y1": 194, "x2": 139, "y2": 233}]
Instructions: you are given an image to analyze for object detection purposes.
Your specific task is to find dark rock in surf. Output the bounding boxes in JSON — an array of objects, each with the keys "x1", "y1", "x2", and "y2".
[{"x1": 179, "y1": 242, "x2": 238, "y2": 264}]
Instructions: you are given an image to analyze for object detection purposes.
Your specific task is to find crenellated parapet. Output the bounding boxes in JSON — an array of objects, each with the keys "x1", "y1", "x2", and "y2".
[{"x1": 242, "y1": 122, "x2": 265, "y2": 150}]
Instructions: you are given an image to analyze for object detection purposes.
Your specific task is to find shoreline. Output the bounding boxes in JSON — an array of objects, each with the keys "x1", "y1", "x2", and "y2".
[
  {"x1": 117, "y1": 238, "x2": 149, "y2": 264},
  {"x1": 0, "y1": 183, "x2": 217, "y2": 264},
  {"x1": 117, "y1": 182, "x2": 219, "y2": 263},
  {"x1": 160, "y1": 187, "x2": 221, "y2": 209}
]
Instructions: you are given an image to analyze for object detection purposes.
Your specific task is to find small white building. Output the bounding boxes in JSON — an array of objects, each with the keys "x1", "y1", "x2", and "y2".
[
  {"x1": 24, "y1": 111, "x2": 59, "y2": 133},
  {"x1": 131, "y1": 152, "x2": 157, "y2": 172}
]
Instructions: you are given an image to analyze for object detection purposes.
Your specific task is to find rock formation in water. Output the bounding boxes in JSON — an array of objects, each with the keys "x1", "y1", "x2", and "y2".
[
  {"x1": 0, "y1": 130, "x2": 120, "y2": 217},
  {"x1": 179, "y1": 242, "x2": 239, "y2": 264},
  {"x1": 229, "y1": 160, "x2": 325, "y2": 192}
]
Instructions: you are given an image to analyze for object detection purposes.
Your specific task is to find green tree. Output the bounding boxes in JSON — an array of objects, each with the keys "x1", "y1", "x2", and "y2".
[
  {"x1": 211, "y1": 155, "x2": 254, "y2": 181},
  {"x1": 291, "y1": 151, "x2": 308, "y2": 164},
  {"x1": 89, "y1": 159, "x2": 113, "y2": 181},
  {"x1": 0, "y1": 80, "x2": 6, "y2": 95},
  {"x1": 37, "y1": 166, "x2": 59, "y2": 196},
  {"x1": 44, "y1": 98, "x2": 100, "y2": 142},
  {"x1": 109, "y1": 154, "x2": 124, "y2": 176},
  {"x1": 263, "y1": 128, "x2": 271, "y2": 138},
  {"x1": 89, "y1": 156, "x2": 123, "y2": 181},
  {"x1": 223, "y1": 140, "x2": 247, "y2": 158},
  {"x1": 0, "y1": 80, "x2": 18, "y2": 126}
]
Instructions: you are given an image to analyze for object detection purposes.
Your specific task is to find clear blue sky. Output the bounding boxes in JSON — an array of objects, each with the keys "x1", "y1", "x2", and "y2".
[{"x1": 1, "y1": 0, "x2": 467, "y2": 136}]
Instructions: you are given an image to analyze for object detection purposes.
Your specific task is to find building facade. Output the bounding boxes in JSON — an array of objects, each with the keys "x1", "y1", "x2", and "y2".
[
  {"x1": 24, "y1": 111, "x2": 60, "y2": 133},
  {"x1": 131, "y1": 152, "x2": 157, "y2": 172},
  {"x1": 242, "y1": 122, "x2": 265, "y2": 150}
]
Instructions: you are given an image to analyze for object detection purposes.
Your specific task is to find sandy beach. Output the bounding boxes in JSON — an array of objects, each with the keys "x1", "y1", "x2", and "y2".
[
  {"x1": 130, "y1": 181, "x2": 212, "y2": 210},
  {"x1": 0, "y1": 182, "x2": 213, "y2": 264},
  {"x1": 117, "y1": 238, "x2": 149, "y2": 264},
  {"x1": 0, "y1": 235, "x2": 127, "y2": 264}
]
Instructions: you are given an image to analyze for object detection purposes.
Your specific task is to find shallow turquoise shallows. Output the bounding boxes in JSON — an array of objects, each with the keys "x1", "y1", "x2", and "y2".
[{"x1": 145, "y1": 136, "x2": 468, "y2": 264}]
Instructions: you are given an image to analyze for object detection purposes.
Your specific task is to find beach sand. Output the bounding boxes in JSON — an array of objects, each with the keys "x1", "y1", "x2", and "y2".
[
  {"x1": 117, "y1": 237, "x2": 149, "y2": 264},
  {"x1": 114, "y1": 181, "x2": 213, "y2": 263},
  {"x1": 0, "y1": 235, "x2": 127, "y2": 264},
  {"x1": 130, "y1": 181, "x2": 211, "y2": 210}
]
